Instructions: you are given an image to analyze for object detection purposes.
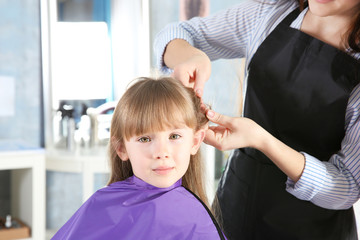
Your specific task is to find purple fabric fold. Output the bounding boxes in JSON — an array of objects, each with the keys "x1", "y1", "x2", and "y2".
[{"x1": 52, "y1": 176, "x2": 225, "y2": 240}]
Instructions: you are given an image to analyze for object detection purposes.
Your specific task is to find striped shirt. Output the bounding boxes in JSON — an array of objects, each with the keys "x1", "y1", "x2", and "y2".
[{"x1": 154, "y1": 0, "x2": 360, "y2": 209}]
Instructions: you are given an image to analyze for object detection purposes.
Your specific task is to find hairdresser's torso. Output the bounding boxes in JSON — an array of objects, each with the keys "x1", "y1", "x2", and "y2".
[
  {"x1": 155, "y1": 0, "x2": 360, "y2": 239},
  {"x1": 214, "y1": 0, "x2": 360, "y2": 239}
]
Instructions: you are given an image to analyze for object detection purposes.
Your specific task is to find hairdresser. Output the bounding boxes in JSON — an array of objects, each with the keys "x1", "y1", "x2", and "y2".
[{"x1": 154, "y1": 0, "x2": 360, "y2": 239}]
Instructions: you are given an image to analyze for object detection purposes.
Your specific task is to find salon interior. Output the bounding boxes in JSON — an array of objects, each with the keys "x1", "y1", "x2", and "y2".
[{"x1": 1, "y1": 0, "x2": 360, "y2": 239}]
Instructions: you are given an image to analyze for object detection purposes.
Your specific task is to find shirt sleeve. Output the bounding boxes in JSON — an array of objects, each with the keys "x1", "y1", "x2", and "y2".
[
  {"x1": 286, "y1": 85, "x2": 360, "y2": 210},
  {"x1": 153, "y1": 1, "x2": 269, "y2": 73}
]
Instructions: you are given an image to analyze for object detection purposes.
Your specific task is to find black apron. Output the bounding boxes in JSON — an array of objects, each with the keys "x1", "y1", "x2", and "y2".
[{"x1": 215, "y1": 6, "x2": 360, "y2": 240}]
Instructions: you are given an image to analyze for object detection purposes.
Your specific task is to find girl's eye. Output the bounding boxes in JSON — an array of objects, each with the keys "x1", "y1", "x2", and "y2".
[
  {"x1": 138, "y1": 137, "x2": 151, "y2": 143},
  {"x1": 169, "y1": 134, "x2": 181, "y2": 140}
]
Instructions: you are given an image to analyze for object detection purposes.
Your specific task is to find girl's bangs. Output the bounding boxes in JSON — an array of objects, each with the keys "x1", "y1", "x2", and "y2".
[{"x1": 122, "y1": 81, "x2": 196, "y2": 139}]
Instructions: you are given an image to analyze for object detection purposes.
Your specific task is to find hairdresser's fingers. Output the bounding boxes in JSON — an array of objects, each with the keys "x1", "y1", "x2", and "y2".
[
  {"x1": 204, "y1": 110, "x2": 237, "y2": 151},
  {"x1": 204, "y1": 110, "x2": 241, "y2": 150},
  {"x1": 204, "y1": 125, "x2": 231, "y2": 151},
  {"x1": 172, "y1": 65, "x2": 196, "y2": 88},
  {"x1": 193, "y1": 69, "x2": 208, "y2": 98},
  {"x1": 206, "y1": 110, "x2": 235, "y2": 129},
  {"x1": 193, "y1": 56, "x2": 211, "y2": 97},
  {"x1": 171, "y1": 55, "x2": 211, "y2": 97},
  {"x1": 200, "y1": 101, "x2": 210, "y2": 114}
]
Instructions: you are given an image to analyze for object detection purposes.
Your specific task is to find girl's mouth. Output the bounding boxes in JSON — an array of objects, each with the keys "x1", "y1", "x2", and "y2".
[{"x1": 153, "y1": 167, "x2": 175, "y2": 175}]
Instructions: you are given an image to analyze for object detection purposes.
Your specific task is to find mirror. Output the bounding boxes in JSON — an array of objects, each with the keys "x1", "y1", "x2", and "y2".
[{"x1": 45, "y1": 0, "x2": 150, "y2": 150}]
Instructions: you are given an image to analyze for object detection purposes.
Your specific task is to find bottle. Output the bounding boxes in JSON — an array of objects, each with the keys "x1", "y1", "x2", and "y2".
[
  {"x1": 5, "y1": 215, "x2": 11, "y2": 228},
  {"x1": 63, "y1": 105, "x2": 75, "y2": 151}
]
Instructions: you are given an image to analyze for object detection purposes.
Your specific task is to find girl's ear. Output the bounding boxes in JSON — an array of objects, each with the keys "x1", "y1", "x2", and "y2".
[
  {"x1": 112, "y1": 138, "x2": 129, "y2": 161},
  {"x1": 191, "y1": 129, "x2": 206, "y2": 155}
]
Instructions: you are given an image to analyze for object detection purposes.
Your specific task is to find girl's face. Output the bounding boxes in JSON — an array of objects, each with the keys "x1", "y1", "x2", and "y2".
[
  {"x1": 117, "y1": 125, "x2": 204, "y2": 188},
  {"x1": 308, "y1": 0, "x2": 360, "y2": 18}
]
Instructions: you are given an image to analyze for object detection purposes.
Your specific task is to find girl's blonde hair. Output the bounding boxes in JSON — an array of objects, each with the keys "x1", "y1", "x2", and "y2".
[{"x1": 108, "y1": 76, "x2": 209, "y2": 205}]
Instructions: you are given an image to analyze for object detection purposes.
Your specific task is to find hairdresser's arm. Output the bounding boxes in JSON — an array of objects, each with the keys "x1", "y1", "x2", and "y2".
[
  {"x1": 204, "y1": 109, "x2": 360, "y2": 210},
  {"x1": 154, "y1": 2, "x2": 252, "y2": 68},
  {"x1": 287, "y1": 85, "x2": 360, "y2": 209},
  {"x1": 154, "y1": 1, "x2": 267, "y2": 87},
  {"x1": 204, "y1": 110, "x2": 305, "y2": 182}
]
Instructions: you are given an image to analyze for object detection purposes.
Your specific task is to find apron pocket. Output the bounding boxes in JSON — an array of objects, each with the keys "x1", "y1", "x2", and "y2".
[{"x1": 215, "y1": 163, "x2": 250, "y2": 239}]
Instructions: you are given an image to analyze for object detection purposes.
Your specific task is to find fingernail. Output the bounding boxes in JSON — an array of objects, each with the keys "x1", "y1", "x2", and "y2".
[
  {"x1": 196, "y1": 89, "x2": 202, "y2": 96},
  {"x1": 207, "y1": 110, "x2": 215, "y2": 118}
]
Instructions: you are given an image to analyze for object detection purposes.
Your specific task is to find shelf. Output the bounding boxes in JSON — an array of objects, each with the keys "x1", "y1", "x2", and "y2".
[
  {"x1": 0, "y1": 149, "x2": 46, "y2": 240},
  {"x1": 46, "y1": 147, "x2": 109, "y2": 202}
]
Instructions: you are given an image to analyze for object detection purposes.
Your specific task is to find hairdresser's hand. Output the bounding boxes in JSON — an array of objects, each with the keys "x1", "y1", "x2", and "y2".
[
  {"x1": 164, "y1": 39, "x2": 211, "y2": 97},
  {"x1": 205, "y1": 109, "x2": 306, "y2": 182},
  {"x1": 204, "y1": 110, "x2": 266, "y2": 151}
]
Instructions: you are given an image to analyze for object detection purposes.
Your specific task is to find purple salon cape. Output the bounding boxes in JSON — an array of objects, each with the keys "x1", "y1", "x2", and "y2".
[{"x1": 52, "y1": 176, "x2": 226, "y2": 240}]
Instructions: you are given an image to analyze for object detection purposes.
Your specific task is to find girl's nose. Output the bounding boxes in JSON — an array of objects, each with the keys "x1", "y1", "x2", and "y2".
[{"x1": 153, "y1": 140, "x2": 170, "y2": 159}]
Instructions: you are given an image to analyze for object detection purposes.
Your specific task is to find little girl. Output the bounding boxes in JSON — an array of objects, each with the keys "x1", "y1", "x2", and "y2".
[{"x1": 52, "y1": 77, "x2": 226, "y2": 240}]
